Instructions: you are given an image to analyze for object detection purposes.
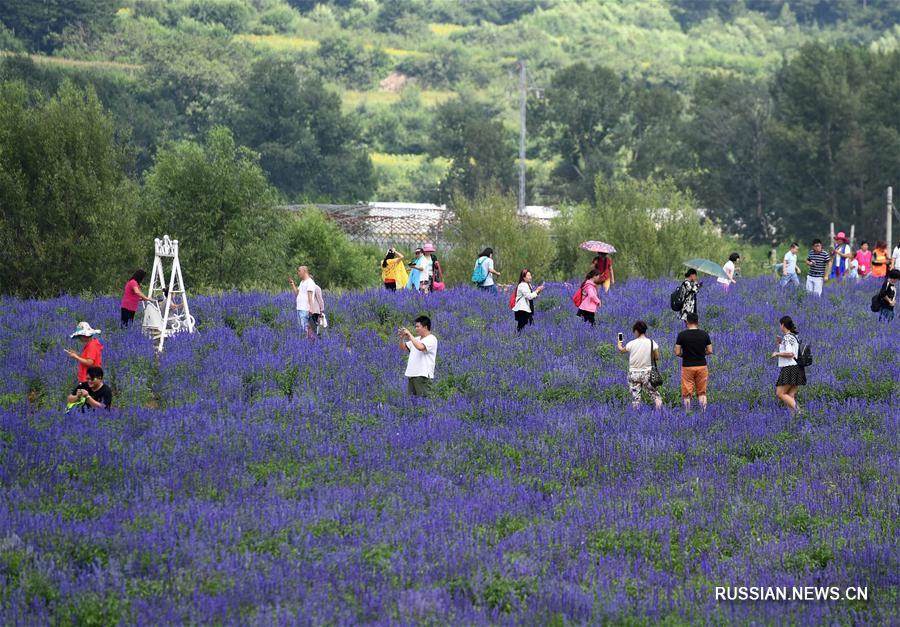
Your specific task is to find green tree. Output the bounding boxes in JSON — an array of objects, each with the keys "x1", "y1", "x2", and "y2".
[
  {"x1": 768, "y1": 44, "x2": 875, "y2": 236},
  {"x1": 553, "y1": 177, "x2": 735, "y2": 281},
  {"x1": 530, "y1": 63, "x2": 628, "y2": 202},
  {"x1": 684, "y1": 76, "x2": 776, "y2": 243},
  {"x1": 626, "y1": 84, "x2": 686, "y2": 181},
  {"x1": 142, "y1": 126, "x2": 286, "y2": 289},
  {"x1": 139, "y1": 22, "x2": 248, "y2": 136},
  {"x1": 443, "y1": 190, "x2": 555, "y2": 285},
  {"x1": 0, "y1": 80, "x2": 140, "y2": 296},
  {"x1": 429, "y1": 97, "x2": 515, "y2": 200},
  {"x1": 285, "y1": 207, "x2": 381, "y2": 290},
  {"x1": 183, "y1": 0, "x2": 252, "y2": 33},
  {"x1": 0, "y1": 0, "x2": 116, "y2": 53},
  {"x1": 376, "y1": 0, "x2": 426, "y2": 34},
  {"x1": 315, "y1": 36, "x2": 390, "y2": 89},
  {"x1": 229, "y1": 58, "x2": 375, "y2": 202}
]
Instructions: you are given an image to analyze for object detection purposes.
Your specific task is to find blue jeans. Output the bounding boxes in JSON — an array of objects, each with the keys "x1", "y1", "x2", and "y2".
[
  {"x1": 879, "y1": 307, "x2": 894, "y2": 322},
  {"x1": 479, "y1": 284, "x2": 498, "y2": 294},
  {"x1": 297, "y1": 310, "x2": 310, "y2": 336},
  {"x1": 778, "y1": 273, "x2": 799, "y2": 288}
]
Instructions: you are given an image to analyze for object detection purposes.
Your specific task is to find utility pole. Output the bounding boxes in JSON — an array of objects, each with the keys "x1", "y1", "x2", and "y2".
[
  {"x1": 517, "y1": 59, "x2": 526, "y2": 214},
  {"x1": 888, "y1": 186, "x2": 893, "y2": 249}
]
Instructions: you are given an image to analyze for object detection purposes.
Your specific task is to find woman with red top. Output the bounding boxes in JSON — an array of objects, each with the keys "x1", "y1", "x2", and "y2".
[
  {"x1": 121, "y1": 269, "x2": 153, "y2": 328},
  {"x1": 576, "y1": 269, "x2": 603, "y2": 326},
  {"x1": 591, "y1": 253, "x2": 615, "y2": 293},
  {"x1": 64, "y1": 322, "x2": 103, "y2": 383}
]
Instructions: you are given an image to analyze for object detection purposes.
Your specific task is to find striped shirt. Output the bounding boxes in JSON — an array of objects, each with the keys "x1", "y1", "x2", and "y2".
[{"x1": 807, "y1": 250, "x2": 830, "y2": 278}]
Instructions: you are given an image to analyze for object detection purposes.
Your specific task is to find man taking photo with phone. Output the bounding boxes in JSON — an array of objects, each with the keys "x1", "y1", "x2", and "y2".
[{"x1": 398, "y1": 315, "x2": 438, "y2": 398}]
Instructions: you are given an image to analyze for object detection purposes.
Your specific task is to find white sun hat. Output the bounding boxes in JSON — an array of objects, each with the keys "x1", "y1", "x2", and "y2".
[{"x1": 70, "y1": 321, "x2": 102, "y2": 338}]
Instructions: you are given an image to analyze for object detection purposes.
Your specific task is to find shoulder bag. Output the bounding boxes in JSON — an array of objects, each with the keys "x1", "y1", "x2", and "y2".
[{"x1": 649, "y1": 338, "x2": 664, "y2": 388}]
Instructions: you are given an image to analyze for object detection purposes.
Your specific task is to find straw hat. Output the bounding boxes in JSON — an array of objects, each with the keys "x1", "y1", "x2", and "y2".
[{"x1": 70, "y1": 321, "x2": 101, "y2": 338}]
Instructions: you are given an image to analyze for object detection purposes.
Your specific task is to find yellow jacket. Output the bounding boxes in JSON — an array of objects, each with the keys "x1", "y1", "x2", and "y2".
[{"x1": 382, "y1": 258, "x2": 409, "y2": 287}]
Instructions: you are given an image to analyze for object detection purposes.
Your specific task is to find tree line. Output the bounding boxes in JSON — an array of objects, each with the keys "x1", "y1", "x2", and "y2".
[
  {"x1": 5, "y1": 38, "x2": 898, "y2": 246},
  {"x1": 449, "y1": 43, "x2": 900, "y2": 244},
  {"x1": 0, "y1": 74, "x2": 749, "y2": 297}
]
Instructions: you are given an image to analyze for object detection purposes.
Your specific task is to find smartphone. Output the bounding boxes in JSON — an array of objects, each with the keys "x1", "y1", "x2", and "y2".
[{"x1": 617, "y1": 332, "x2": 624, "y2": 343}]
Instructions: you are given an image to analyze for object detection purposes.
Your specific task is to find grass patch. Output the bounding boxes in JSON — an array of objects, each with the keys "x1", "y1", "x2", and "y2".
[{"x1": 234, "y1": 33, "x2": 318, "y2": 51}]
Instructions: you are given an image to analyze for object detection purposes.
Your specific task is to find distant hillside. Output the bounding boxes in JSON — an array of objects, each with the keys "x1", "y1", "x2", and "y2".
[{"x1": 2, "y1": 1, "x2": 899, "y2": 241}]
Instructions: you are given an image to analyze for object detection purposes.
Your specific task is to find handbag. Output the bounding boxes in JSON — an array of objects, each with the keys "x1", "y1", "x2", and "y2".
[
  {"x1": 649, "y1": 338, "x2": 664, "y2": 388},
  {"x1": 432, "y1": 280, "x2": 445, "y2": 291}
]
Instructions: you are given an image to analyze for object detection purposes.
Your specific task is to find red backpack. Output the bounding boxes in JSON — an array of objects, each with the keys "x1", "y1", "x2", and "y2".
[
  {"x1": 572, "y1": 281, "x2": 585, "y2": 307},
  {"x1": 509, "y1": 286, "x2": 518, "y2": 309}
]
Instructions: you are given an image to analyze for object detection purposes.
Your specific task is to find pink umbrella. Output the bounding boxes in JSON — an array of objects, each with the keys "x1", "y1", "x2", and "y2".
[{"x1": 580, "y1": 240, "x2": 617, "y2": 254}]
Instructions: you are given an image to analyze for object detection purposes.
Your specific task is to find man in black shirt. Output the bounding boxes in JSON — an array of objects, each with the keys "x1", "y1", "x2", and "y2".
[
  {"x1": 878, "y1": 269, "x2": 899, "y2": 322},
  {"x1": 674, "y1": 313, "x2": 713, "y2": 411},
  {"x1": 66, "y1": 366, "x2": 112, "y2": 412}
]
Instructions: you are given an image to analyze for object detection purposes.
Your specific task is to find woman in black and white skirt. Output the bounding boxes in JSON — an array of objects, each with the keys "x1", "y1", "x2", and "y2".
[{"x1": 771, "y1": 315, "x2": 805, "y2": 412}]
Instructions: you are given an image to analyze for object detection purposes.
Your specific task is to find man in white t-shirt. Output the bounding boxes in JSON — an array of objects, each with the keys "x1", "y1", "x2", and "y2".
[
  {"x1": 289, "y1": 265, "x2": 317, "y2": 339},
  {"x1": 398, "y1": 315, "x2": 438, "y2": 397}
]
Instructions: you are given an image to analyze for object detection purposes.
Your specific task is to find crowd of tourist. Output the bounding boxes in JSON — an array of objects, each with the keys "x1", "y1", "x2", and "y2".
[{"x1": 64, "y1": 234, "x2": 898, "y2": 415}]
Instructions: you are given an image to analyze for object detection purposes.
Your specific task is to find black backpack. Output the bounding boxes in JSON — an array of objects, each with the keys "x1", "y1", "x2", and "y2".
[
  {"x1": 795, "y1": 337, "x2": 813, "y2": 368},
  {"x1": 670, "y1": 284, "x2": 685, "y2": 312},
  {"x1": 870, "y1": 281, "x2": 888, "y2": 313}
]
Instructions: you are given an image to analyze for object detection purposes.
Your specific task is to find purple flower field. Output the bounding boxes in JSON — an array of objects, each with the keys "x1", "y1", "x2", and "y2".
[{"x1": 0, "y1": 278, "x2": 897, "y2": 624}]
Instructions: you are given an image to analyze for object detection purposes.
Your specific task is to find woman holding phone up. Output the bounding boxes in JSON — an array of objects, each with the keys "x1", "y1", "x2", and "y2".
[{"x1": 511, "y1": 268, "x2": 544, "y2": 333}]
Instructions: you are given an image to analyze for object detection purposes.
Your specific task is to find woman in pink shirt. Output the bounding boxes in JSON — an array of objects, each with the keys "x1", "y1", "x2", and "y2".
[
  {"x1": 576, "y1": 269, "x2": 603, "y2": 326},
  {"x1": 121, "y1": 269, "x2": 153, "y2": 328},
  {"x1": 854, "y1": 241, "x2": 872, "y2": 278}
]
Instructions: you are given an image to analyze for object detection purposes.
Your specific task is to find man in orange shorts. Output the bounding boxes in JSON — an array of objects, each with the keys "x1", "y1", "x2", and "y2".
[{"x1": 674, "y1": 312, "x2": 713, "y2": 410}]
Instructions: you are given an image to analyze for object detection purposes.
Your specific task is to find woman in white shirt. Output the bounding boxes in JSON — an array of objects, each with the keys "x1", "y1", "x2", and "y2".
[
  {"x1": 771, "y1": 315, "x2": 805, "y2": 412},
  {"x1": 616, "y1": 320, "x2": 663, "y2": 409},
  {"x1": 475, "y1": 248, "x2": 502, "y2": 294},
  {"x1": 512, "y1": 269, "x2": 544, "y2": 333},
  {"x1": 718, "y1": 252, "x2": 740, "y2": 290}
]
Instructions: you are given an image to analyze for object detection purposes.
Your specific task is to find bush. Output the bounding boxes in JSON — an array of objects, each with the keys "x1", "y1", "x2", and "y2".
[
  {"x1": 257, "y1": 6, "x2": 300, "y2": 33},
  {"x1": 285, "y1": 207, "x2": 382, "y2": 291},
  {"x1": 315, "y1": 36, "x2": 390, "y2": 89},
  {"x1": 551, "y1": 177, "x2": 742, "y2": 281},
  {"x1": 443, "y1": 190, "x2": 555, "y2": 285},
  {"x1": 183, "y1": 0, "x2": 253, "y2": 33}
]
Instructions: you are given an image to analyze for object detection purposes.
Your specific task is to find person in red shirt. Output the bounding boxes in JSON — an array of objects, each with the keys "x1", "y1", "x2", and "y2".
[
  {"x1": 64, "y1": 322, "x2": 103, "y2": 383},
  {"x1": 591, "y1": 252, "x2": 615, "y2": 293}
]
